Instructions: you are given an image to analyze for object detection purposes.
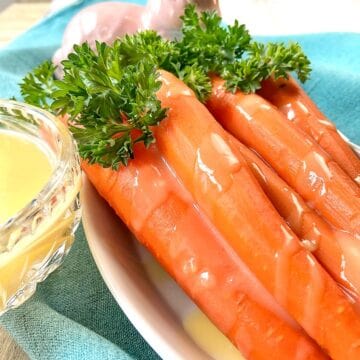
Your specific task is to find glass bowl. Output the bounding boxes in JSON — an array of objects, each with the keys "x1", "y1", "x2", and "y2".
[{"x1": 0, "y1": 100, "x2": 81, "y2": 315}]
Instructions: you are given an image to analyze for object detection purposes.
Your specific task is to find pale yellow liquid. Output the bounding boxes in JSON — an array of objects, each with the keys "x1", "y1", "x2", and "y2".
[
  {"x1": 0, "y1": 129, "x2": 80, "y2": 312},
  {"x1": 0, "y1": 129, "x2": 53, "y2": 223},
  {"x1": 183, "y1": 310, "x2": 245, "y2": 360}
]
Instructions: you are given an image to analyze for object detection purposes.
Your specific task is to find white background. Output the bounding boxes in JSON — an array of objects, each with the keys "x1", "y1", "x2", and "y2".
[{"x1": 220, "y1": 0, "x2": 360, "y2": 34}]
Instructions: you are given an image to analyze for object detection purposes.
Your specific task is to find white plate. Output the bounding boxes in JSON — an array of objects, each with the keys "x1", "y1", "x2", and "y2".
[{"x1": 81, "y1": 175, "x2": 243, "y2": 360}]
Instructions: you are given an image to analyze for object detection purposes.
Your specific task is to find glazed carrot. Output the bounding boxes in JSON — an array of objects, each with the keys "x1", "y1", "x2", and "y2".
[
  {"x1": 154, "y1": 70, "x2": 360, "y2": 360},
  {"x1": 231, "y1": 135, "x2": 360, "y2": 301},
  {"x1": 207, "y1": 76, "x2": 360, "y2": 236},
  {"x1": 82, "y1": 144, "x2": 325, "y2": 360},
  {"x1": 258, "y1": 76, "x2": 360, "y2": 184}
]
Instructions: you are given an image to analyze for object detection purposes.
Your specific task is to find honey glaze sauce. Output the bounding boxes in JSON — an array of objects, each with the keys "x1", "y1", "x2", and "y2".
[
  {"x1": 0, "y1": 129, "x2": 53, "y2": 223},
  {"x1": 183, "y1": 309, "x2": 245, "y2": 360}
]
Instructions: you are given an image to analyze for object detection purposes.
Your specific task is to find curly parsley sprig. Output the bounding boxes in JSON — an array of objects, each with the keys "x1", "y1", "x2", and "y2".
[
  {"x1": 21, "y1": 41, "x2": 167, "y2": 169},
  {"x1": 175, "y1": 5, "x2": 311, "y2": 94},
  {"x1": 176, "y1": 4, "x2": 251, "y2": 74},
  {"x1": 20, "y1": 61, "x2": 57, "y2": 110},
  {"x1": 223, "y1": 42, "x2": 311, "y2": 93},
  {"x1": 19, "y1": 4, "x2": 311, "y2": 168}
]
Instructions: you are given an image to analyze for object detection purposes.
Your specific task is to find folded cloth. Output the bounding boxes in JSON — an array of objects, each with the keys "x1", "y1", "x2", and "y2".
[{"x1": 0, "y1": 1, "x2": 359, "y2": 359}]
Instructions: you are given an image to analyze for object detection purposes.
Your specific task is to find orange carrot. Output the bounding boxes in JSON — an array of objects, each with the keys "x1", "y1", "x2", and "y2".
[
  {"x1": 231, "y1": 135, "x2": 360, "y2": 301},
  {"x1": 207, "y1": 76, "x2": 360, "y2": 236},
  {"x1": 258, "y1": 76, "x2": 360, "y2": 184},
  {"x1": 82, "y1": 144, "x2": 325, "y2": 360},
  {"x1": 154, "y1": 70, "x2": 360, "y2": 360}
]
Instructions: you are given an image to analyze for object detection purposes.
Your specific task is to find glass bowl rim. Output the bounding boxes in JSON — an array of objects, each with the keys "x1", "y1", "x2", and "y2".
[{"x1": 0, "y1": 99, "x2": 77, "y2": 235}]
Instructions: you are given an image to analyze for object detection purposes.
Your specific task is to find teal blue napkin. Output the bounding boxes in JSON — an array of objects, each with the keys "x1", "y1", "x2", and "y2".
[{"x1": 0, "y1": 1, "x2": 359, "y2": 359}]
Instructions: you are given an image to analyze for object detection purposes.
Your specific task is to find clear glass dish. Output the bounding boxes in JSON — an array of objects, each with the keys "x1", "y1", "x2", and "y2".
[{"x1": 0, "y1": 100, "x2": 81, "y2": 315}]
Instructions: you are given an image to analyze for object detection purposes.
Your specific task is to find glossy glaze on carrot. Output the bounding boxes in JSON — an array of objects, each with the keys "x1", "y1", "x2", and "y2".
[
  {"x1": 207, "y1": 76, "x2": 360, "y2": 236},
  {"x1": 231, "y1": 135, "x2": 360, "y2": 302},
  {"x1": 82, "y1": 144, "x2": 325, "y2": 360},
  {"x1": 154, "y1": 70, "x2": 360, "y2": 360},
  {"x1": 258, "y1": 76, "x2": 360, "y2": 184}
]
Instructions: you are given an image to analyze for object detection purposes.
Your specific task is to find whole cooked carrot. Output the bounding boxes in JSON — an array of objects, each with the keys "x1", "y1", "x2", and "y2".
[
  {"x1": 155, "y1": 70, "x2": 360, "y2": 360},
  {"x1": 207, "y1": 76, "x2": 360, "y2": 236},
  {"x1": 82, "y1": 144, "x2": 325, "y2": 360},
  {"x1": 258, "y1": 76, "x2": 360, "y2": 184},
  {"x1": 231, "y1": 135, "x2": 360, "y2": 301}
]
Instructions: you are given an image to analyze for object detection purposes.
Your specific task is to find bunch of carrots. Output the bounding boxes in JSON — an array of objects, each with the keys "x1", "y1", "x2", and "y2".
[{"x1": 19, "y1": 5, "x2": 360, "y2": 359}]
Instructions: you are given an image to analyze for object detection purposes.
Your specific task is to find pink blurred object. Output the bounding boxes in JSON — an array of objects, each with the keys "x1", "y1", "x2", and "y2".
[
  {"x1": 52, "y1": 2, "x2": 143, "y2": 76},
  {"x1": 141, "y1": 0, "x2": 219, "y2": 37},
  {"x1": 52, "y1": 0, "x2": 220, "y2": 76}
]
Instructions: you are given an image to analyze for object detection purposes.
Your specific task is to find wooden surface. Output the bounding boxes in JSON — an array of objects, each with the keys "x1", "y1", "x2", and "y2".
[
  {"x1": 0, "y1": 2, "x2": 50, "y2": 47},
  {"x1": 0, "y1": 328, "x2": 28, "y2": 360},
  {"x1": 0, "y1": 3, "x2": 51, "y2": 359}
]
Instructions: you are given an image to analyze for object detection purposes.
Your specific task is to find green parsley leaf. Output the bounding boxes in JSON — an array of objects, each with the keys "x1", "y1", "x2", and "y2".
[
  {"x1": 20, "y1": 42, "x2": 167, "y2": 169},
  {"x1": 174, "y1": 64, "x2": 212, "y2": 102},
  {"x1": 116, "y1": 30, "x2": 176, "y2": 69},
  {"x1": 176, "y1": 4, "x2": 251, "y2": 74},
  {"x1": 176, "y1": 4, "x2": 311, "y2": 95},
  {"x1": 223, "y1": 42, "x2": 311, "y2": 93},
  {"x1": 20, "y1": 60, "x2": 57, "y2": 110}
]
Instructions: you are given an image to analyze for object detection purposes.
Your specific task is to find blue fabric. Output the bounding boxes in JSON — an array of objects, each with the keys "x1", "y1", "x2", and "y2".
[{"x1": 0, "y1": 1, "x2": 359, "y2": 359}]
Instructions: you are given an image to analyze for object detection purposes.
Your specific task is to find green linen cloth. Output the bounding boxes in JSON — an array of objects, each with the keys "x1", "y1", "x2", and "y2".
[{"x1": 0, "y1": 0, "x2": 359, "y2": 359}]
